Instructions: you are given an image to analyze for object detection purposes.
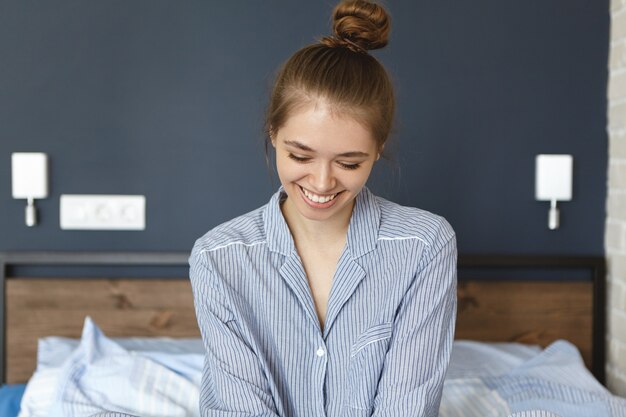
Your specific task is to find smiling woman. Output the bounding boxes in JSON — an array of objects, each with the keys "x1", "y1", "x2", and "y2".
[
  {"x1": 272, "y1": 104, "x2": 379, "y2": 225},
  {"x1": 189, "y1": 1, "x2": 457, "y2": 417}
]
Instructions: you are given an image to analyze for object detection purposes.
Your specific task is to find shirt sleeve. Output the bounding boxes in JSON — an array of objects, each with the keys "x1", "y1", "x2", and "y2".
[
  {"x1": 371, "y1": 225, "x2": 457, "y2": 417},
  {"x1": 189, "y1": 246, "x2": 280, "y2": 417}
]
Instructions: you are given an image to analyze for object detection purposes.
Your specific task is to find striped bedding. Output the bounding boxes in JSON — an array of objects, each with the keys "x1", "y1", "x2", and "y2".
[
  {"x1": 441, "y1": 341, "x2": 626, "y2": 417},
  {"x1": 17, "y1": 318, "x2": 626, "y2": 417}
]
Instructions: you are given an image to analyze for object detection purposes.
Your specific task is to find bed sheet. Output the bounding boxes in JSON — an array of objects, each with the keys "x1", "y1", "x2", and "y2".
[
  {"x1": 13, "y1": 318, "x2": 626, "y2": 417},
  {"x1": 19, "y1": 317, "x2": 201, "y2": 417},
  {"x1": 0, "y1": 384, "x2": 26, "y2": 417},
  {"x1": 441, "y1": 340, "x2": 626, "y2": 417}
]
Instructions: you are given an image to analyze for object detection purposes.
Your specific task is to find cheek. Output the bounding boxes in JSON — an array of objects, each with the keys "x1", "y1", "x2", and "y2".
[
  {"x1": 276, "y1": 157, "x2": 304, "y2": 181},
  {"x1": 340, "y1": 168, "x2": 373, "y2": 190},
  {"x1": 274, "y1": 153, "x2": 288, "y2": 174}
]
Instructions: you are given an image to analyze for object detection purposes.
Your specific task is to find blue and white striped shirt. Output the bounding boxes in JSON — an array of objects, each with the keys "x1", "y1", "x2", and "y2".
[{"x1": 189, "y1": 187, "x2": 457, "y2": 417}]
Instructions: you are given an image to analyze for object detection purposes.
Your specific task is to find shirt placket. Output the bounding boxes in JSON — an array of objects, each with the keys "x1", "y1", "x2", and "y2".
[{"x1": 314, "y1": 336, "x2": 329, "y2": 417}]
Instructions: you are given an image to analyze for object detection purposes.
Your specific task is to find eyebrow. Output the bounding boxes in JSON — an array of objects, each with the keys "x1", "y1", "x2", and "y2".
[{"x1": 283, "y1": 140, "x2": 370, "y2": 158}]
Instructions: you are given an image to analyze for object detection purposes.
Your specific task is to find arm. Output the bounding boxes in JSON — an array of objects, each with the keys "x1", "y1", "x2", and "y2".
[
  {"x1": 189, "y1": 247, "x2": 280, "y2": 417},
  {"x1": 371, "y1": 228, "x2": 457, "y2": 417}
]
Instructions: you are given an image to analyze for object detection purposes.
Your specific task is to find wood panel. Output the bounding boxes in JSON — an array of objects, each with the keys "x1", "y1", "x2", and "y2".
[
  {"x1": 6, "y1": 278, "x2": 200, "y2": 384},
  {"x1": 5, "y1": 277, "x2": 596, "y2": 384},
  {"x1": 456, "y1": 280, "x2": 594, "y2": 368}
]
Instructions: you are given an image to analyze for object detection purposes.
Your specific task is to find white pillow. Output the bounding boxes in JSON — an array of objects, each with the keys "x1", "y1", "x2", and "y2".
[{"x1": 18, "y1": 318, "x2": 203, "y2": 417}]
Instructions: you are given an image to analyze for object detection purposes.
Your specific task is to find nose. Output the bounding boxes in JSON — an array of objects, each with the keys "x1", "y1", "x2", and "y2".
[{"x1": 309, "y1": 162, "x2": 336, "y2": 192}]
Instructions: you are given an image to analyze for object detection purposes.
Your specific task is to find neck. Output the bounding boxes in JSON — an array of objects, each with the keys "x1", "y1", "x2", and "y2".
[{"x1": 280, "y1": 198, "x2": 353, "y2": 249}]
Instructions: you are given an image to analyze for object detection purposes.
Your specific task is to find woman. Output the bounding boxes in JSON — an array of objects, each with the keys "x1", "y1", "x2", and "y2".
[{"x1": 189, "y1": 1, "x2": 457, "y2": 416}]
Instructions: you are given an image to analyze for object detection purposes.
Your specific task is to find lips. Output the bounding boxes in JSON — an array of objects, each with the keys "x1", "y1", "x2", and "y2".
[
  {"x1": 301, "y1": 187, "x2": 337, "y2": 203},
  {"x1": 298, "y1": 186, "x2": 341, "y2": 208}
]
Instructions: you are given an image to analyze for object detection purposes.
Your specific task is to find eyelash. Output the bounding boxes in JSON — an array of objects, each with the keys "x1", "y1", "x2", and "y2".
[
  {"x1": 339, "y1": 162, "x2": 361, "y2": 170},
  {"x1": 287, "y1": 153, "x2": 361, "y2": 170},
  {"x1": 287, "y1": 154, "x2": 309, "y2": 163}
]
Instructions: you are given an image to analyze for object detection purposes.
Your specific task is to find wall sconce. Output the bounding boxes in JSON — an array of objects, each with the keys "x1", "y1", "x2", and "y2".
[
  {"x1": 11, "y1": 152, "x2": 48, "y2": 227},
  {"x1": 535, "y1": 154, "x2": 573, "y2": 230}
]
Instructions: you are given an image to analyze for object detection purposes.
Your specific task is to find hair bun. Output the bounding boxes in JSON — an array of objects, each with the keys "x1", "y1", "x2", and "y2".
[{"x1": 331, "y1": 0, "x2": 390, "y2": 51}]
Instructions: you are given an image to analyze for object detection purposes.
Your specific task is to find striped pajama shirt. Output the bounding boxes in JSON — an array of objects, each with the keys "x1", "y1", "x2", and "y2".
[{"x1": 189, "y1": 186, "x2": 457, "y2": 417}]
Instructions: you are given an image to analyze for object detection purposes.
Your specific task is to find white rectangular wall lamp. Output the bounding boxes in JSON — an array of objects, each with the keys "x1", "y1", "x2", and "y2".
[
  {"x1": 11, "y1": 152, "x2": 48, "y2": 227},
  {"x1": 535, "y1": 154, "x2": 573, "y2": 230}
]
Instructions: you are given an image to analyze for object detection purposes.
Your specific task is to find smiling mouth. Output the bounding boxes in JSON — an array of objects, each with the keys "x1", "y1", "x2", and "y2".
[{"x1": 299, "y1": 186, "x2": 339, "y2": 204}]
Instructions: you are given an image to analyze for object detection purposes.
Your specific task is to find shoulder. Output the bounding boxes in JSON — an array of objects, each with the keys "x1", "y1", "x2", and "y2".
[
  {"x1": 375, "y1": 195, "x2": 455, "y2": 252},
  {"x1": 190, "y1": 204, "x2": 267, "y2": 261}
]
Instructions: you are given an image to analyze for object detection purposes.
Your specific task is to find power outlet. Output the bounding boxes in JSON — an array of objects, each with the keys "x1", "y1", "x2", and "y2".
[{"x1": 60, "y1": 195, "x2": 145, "y2": 230}]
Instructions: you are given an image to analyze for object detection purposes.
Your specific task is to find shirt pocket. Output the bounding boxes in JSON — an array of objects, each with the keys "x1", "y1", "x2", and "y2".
[{"x1": 345, "y1": 322, "x2": 394, "y2": 410}]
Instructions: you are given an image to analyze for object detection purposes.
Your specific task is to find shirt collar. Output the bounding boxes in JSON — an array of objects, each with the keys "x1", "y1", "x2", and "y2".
[
  {"x1": 264, "y1": 186, "x2": 380, "y2": 258},
  {"x1": 346, "y1": 186, "x2": 380, "y2": 258},
  {"x1": 264, "y1": 187, "x2": 294, "y2": 256}
]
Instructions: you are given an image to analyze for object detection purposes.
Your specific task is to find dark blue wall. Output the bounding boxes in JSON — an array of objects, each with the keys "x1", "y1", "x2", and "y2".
[{"x1": 0, "y1": 1, "x2": 609, "y2": 255}]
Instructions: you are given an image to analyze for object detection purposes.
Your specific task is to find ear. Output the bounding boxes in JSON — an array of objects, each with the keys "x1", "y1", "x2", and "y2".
[
  {"x1": 376, "y1": 144, "x2": 384, "y2": 161},
  {"x1": 269, "y1": 129, "x2": 277, "y2": 148}
]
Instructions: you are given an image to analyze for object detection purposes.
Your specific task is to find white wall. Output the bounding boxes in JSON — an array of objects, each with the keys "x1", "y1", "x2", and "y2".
[{"x1": 607, "y1": 0, "x2": 626, "y2": 396}]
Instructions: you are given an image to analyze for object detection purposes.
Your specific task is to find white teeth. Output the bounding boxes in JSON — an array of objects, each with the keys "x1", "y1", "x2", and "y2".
[{"x1": 302, "y1": 187, "x2": 337, "y2": 204}]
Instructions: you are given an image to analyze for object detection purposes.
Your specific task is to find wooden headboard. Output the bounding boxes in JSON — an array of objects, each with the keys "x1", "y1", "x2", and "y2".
[
  {"x1": 0, "y1": 252, "x2": 605, "y2": 385},
  {"x1": 456, "y1": 255, "x2": 605, "y2": 384}
]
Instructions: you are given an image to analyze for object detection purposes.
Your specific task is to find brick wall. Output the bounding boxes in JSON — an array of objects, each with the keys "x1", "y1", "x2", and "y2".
[{"x1": 608, "y1": 0, "x2": 626, "y2": 397}]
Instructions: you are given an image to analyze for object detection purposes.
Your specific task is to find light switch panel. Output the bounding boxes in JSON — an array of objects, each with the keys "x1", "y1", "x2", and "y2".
[{"x1": 60, "y1": 195, "x2": 145, "y2": 230}]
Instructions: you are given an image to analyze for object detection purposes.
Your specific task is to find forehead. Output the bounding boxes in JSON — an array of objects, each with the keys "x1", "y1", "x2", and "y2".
[{"x1": 277, "y1": 104, "x2": 377, "y2": 153}]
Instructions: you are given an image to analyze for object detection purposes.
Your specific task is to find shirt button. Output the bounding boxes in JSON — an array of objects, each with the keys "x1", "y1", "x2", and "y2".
[{"x1": 316, "y1": 348, "x2": 325, "y2": 357}]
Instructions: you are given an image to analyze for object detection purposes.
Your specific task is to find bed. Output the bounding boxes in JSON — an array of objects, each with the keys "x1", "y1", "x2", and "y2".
[{"x1": 0, "y1": 251, "x2": 622, "y2": 417}]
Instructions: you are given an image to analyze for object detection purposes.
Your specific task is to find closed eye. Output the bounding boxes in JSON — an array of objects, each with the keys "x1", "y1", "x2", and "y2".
[
  {"x1": 288, "y1": 153, "x2": 361, "y2": 170},
  {"x1": 288, "y1": 153, "x2": 311, "y2": 163},
  {"x1": 338, "y1": 162, "x2": 361, "y2": 170}
]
